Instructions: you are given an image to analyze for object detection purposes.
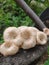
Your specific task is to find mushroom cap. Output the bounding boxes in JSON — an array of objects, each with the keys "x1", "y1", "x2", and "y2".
[
  {"x1": 29, "y1": 27, "x2": 39, "y2": 32},
  {"x1": 21, "y1": 37, "x2": 36, "y2": 49},
  {"x1": 43, "y1": 28, "x2": 49, "y2": 36},
  {"x1": 18, "y1": 26, "x2": 39, "y2": 40},
  {"x1": 36, "y1": 31, "x2": 47, "y2": 45},
  {"x1": 3, "y1": 27, "x2": 23, "y2": 47},
  {"x1": 0, "y1": 42, "x2": 19, "y2": 56},
  {"x1": 3, "y1": 27, "x2": 18, "y2": 42},
  {"x1": 18, "y1": 26, "x2": 36, "y2": 49}
]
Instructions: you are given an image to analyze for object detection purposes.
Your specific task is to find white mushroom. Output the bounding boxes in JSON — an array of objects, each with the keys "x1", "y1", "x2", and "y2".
[
  {"x1": 29, "y1": 27, "x2": 39, "y2": 32},
  {"x1": 28, "y1": 27, "x2": 39, "y2": 36},
  {"x1": 18, "y1": 26, "x2": 39, "y2": 38},
  {"x1": 43, "y1": 28, "x2": 49, "y2": 36},
  {"x1": 36, "y1": 31, "x2": 47, "y2": 45},
  {"x1": 0, "y1": 42, "x2": 19, "y2": 56},
  {"x1": 3, "y1": 27, "x2": 23, "y2": 47},
  {"x1": 18, "y1": 26, "x2": 36, "y2": 49}
]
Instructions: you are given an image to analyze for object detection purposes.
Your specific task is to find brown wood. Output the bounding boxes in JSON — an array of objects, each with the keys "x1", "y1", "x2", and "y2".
[{"x1": 15, "y1": 0, "x2": 46, "y2": 30}]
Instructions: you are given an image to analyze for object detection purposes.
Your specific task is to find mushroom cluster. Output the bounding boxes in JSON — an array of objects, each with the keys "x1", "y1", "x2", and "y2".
[{"x1": 0, "y1": 26, "x2": 47, "y2": 56}]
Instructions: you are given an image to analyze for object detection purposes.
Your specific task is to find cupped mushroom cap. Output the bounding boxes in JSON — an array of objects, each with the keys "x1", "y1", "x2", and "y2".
[
  {"x1": 3, "y1": 27, "x2": 18, "y2": 42},
  {"x1": 36, "y1": 31, "x2": 47, "y2": 45},
  {"x1": 18, "y1": 26, "x2": 36, "y2": 49},
  {"x1": 3, "y1": 27, "x2": 23, "y2": 47},
  {"x1": 0, "y1": 42, "x2": 19, "y2": 56},
  {"x1": 21, "y1": 37, "x2": 36, "y2": 49},
  {"x1": 43, "y1": 28, "x2": 49, "y2": 36}
]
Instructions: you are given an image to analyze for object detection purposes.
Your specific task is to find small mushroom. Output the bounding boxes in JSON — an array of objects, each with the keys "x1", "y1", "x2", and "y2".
[
  {"x1": 0, "y1": 42, "x2": 19, "y2": 56},
  {"x1": 36, "y1": 31, "x2": 47, "y2": 45},
  {"x1": 43, "y1": 28, "x2": 49, "y2": 36}
]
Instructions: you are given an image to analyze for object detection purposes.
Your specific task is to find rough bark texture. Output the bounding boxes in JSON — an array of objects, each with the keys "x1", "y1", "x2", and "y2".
[{"x1": 0, "y1": 43, "x2": 48, "y2": 65}]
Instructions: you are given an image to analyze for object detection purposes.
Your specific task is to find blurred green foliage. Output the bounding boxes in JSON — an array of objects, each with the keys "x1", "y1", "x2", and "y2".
[
  {"x1": 30, "y1": 0, "x2": 49, "y2": 15},
  {"x1": 0, "y1": 0, "x2": 33, "y2": 43},
  {"x1": 0, "y1": 0, "x2": 49, "y2": 42}
]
